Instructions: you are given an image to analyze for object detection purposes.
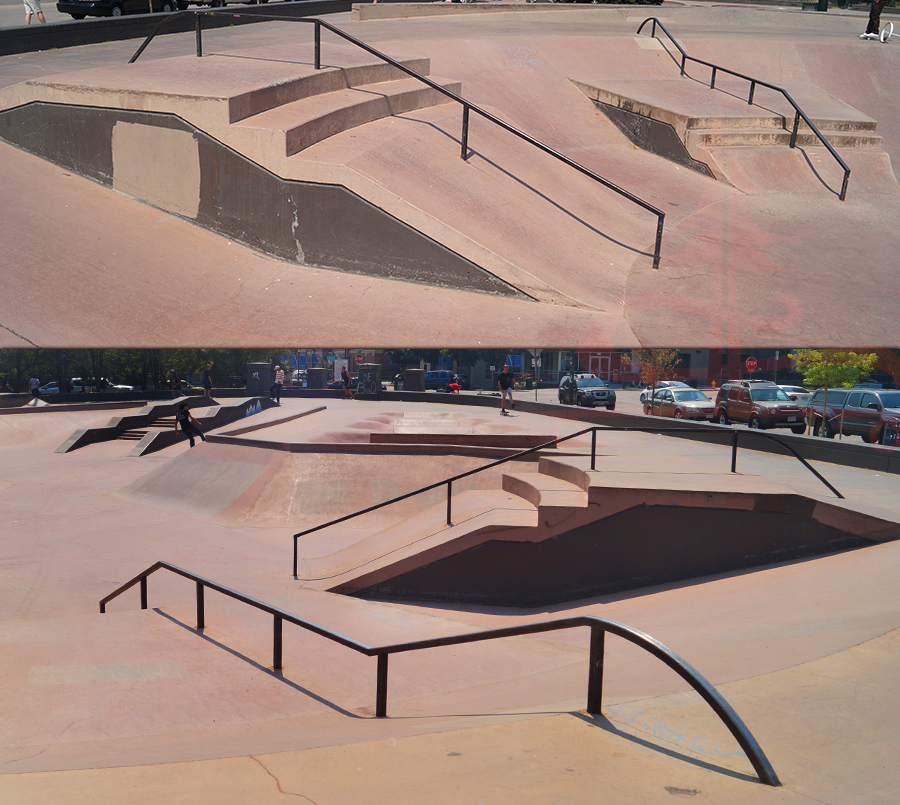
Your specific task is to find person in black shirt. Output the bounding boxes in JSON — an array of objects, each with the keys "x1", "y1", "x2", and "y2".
[
  {"x1": 174, "y1": 403, "x2": 207, "y2": 447},
  {"x1": 497, "y1": 365, "x2": 516, "y2": 414},
  {"x1": 341, "y1": 366, "x2": 353, "y2": 399},
  {"x1": 202, "y1": 363, "x2": 213, "y2": 399}
]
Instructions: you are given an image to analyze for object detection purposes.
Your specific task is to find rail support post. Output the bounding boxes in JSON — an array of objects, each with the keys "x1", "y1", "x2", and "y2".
[
  {"x1": 376, "y1": 654, "x2": 389, "y2": 717},
  {"x1": 273, "y1": 615, "x2": 283, "y2": 670},
  {"x1": 195, "y1": 12, "x2": 202, "y2": 58},
  {"x1": 731, "y1": 431, "x2": 738, "y2": 473},
  {"x1": 196, "y1": 581, "x2": 205, "y2": 630},
  {"x1": 590, "y1": 429, "x2": 597, "y2": 471},
  {"x1": 790, "y1": 111, "x2": 800, "y2": 148},
  {"x1": 140, "y1": 576, "x2": 148, "y2": 610},
  {"x1": 460, "y1": 105, "x2": 469, "y2": 161},
  {"x1": 710, "y1": 66, "x2": 717, "y2": 90},
  {"x1": 314, "y1": 20, "x2": 321, "y2": 70},
  {"x1": 446, "y1": 480, "x2": 453, "y2": 526},
  {"x1": 586, "y1": 627, "x2": 605, "y2": 714}
]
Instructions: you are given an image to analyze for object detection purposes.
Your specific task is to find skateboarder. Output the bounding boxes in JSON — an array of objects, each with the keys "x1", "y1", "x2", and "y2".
[
  {"x1": 861, "y1": 0, "x2": 887, "y2": 38},
  {"x1": 174, "y1": 403, "x2": 207, "y2": 448},
  {"x1": 270, "y1": 365, "x2": 284, "y2": 404},
  {"x1": 498, "y1": 365, "x2": 516, "y2": 414}
]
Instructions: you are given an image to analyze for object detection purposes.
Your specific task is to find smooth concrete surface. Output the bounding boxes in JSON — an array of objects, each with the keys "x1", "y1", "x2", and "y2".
[
  {"x1": 1, "y1": 6, "x2": 899, "y2": 346},
  {"x1": 1, "y1": 397, "x2": 900, "y2": 802}
]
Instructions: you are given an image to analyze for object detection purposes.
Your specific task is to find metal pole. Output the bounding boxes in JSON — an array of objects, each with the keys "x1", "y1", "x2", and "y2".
[
  {"x1": 293, "y1": 537, "x2": 298, "y2": 578},
  {"x1": 196, "y1": 581, "x2": 205, "y2": 630},
  {"x1": 748, "y1": 80, "x2": 756, "y2": 105},
  {"x1": 790, "y1": 111, "x2": 800, "y2": 148},
  {"x1": 839, "y1": 169, "x2": 850, "y2": 202},
  {"x1": 591, "y1": 429, "x2": 596, "y2": 471},
  {"x1": 460, "y1": 105, "x2": 469, "y2": 161},
  {"x1": 731, "y1": 431, "x2": 738, "y2": 473},
  {"x1": 651, "y1": 18, "x2": 656, "y2": 37},
  {"x1": 140, "y1": 576, "x2": 148, "y2": 610},
  {"x1": 710, "y1": 66, "x2": 717, "y2": 90},
  {"x1": 652, "y1": 214, "x2": 664, "y2": 269},
  {"x1": 446, "y1": 480, "x2": 452, "y2": 526},
  {"x1": 680, "y1": 54, "x2": 686, "y2": 76},
  {"x1": 273, "y1": 615, "x2": 283, "y2": 670},
  {"x1": 314, "y1": 21, "x2": 320, "y2": 70},
  {"x1": 195, "y1": 12, "x2": 202, "y2": 58},
  {"x1": 375, "y1": 654, "x2": 389, "y2": 717},
  {"x1": 586, "y1": 627, "x2": 605, "y2": 714}
]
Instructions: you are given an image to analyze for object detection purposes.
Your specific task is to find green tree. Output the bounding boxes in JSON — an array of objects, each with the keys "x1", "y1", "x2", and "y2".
[
  {"x1": 621, "y1": 348, "x2": 681, "y2": 408},
  {"x1": 790, "y1": 349, "x2": 877, "y2": 389},
  {"x1": 791, "y1": 349, "x2": 878, "y2": 436}
]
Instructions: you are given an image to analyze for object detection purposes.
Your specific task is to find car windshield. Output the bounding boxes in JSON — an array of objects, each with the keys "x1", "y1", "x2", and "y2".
[
  {"x1": 880, "y1": 393, "x2": 900, "y2": 410},
  {"x1": 751, "y1": 389, "x2": 791, "y2": 402},
  {"x1": 579, "y1": 379, "x2": 608, "y2": 388},
  {"x1": 672, "y1": 390, "x2": 709, "y2": 402}
]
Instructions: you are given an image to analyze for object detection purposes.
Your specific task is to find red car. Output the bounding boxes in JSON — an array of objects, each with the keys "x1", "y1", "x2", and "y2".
[{"x1": 644, "y1": 387, "x2": 715, "y2": 420}]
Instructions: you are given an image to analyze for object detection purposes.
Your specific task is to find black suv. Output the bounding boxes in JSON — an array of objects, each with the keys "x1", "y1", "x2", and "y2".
[
  {"x1": 558, "y1": 377, "x2": 616, "y2": 409},
  {"x1": 714, "y1": 380, "x2": 805, "y2": 432}
]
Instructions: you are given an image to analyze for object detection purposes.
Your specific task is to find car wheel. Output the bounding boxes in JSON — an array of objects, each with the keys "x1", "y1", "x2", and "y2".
[
  {"x1": 821, "y1": 419, "x2": 835, "y2": 439},
  {"x1": 791, "y1": 425, "x2": 806, "y2": 435},
  {"x1": 748, "y1": 416, "x2": 762, "y2": 430},
  {"x1": 577, "y1": 395, "x2": 585, "y2": 407},
  {"x1": 607, "y1": 403, "x2": 615, "y2": 411},
  {"x1": 674, "y1": 410, "x2": 683, "y2": 419},
  {"x1": 161, "y1": 0, "x2": 175, "y2": 10},
  {"x1": 717, "y1": 410, "x2": 729, "y2": 426},
  {"x1": 639, "y1": 392, "x2": 647, "y2": 404},
  {"x1": 110, "y1": 3, "x2": 123, "y2": 14},
  {"x1": 71, "y1": 11, "x2": 85, "y2": 17},
  {"x1": 643, "y1": 404, "x2": 651, "y2": 415}
]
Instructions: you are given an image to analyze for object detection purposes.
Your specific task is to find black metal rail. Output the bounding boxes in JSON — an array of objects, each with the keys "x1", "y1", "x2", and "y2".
[
  {"x1": 128, "y1": 10, "x2": 666, "y2": 268},
  {"x1": 292, "y1": 422, "x2": 842, "y2": 575},
  {"x1": 636, "y1": 17, "x2": 851, "y2": 201},
  {"x1": 100, "y1": 560, "x2": 780, "y2": 786}
]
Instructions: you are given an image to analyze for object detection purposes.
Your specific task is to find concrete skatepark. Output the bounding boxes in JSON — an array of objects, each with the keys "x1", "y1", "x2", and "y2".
[
  {"x1": 2, "y1": 392, "x2": 900, "y2": 802},
  {"x1": 1, "y1": 2, "x2": 899, "y2": 346}
]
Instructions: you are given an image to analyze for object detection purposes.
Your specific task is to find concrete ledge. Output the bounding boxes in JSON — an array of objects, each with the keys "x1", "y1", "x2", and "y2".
[
  {"x1": 350, "y1": 1, "x2": 655, "y2": 22},
  {"x1": 0, "y1": 400, "x2": 148, "y2": 415},
  {"x1": 370, "y1": 433, "x2": 557, "y2": 448}
]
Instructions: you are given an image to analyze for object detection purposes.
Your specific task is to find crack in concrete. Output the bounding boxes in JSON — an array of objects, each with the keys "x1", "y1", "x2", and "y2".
[
  {"x1": 0, "y1": 321, "x2": 38, "y2": 347},
  {"x1": 250, "y1": 755, "x2": 319, "y2": 802}
]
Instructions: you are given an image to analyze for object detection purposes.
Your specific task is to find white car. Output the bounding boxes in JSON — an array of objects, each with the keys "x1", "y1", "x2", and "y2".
[
  {"x1": 38, "y1": 381, "x2": 60, "y2": 394},
  {"x1": 639, "y1": 380, "x2": 690, "y2": 403},
  {"x1": 778, "y1": 385, "x2": 812, "y2": 404}
]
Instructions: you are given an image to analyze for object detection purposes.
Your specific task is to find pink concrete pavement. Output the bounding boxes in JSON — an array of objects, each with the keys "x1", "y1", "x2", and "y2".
[
  {"x1": 1, "y1": 397, "x2": 900, "y2": 802},
  {"x1": 1, "y1": 6, "x2": 898, "y2": 346}
]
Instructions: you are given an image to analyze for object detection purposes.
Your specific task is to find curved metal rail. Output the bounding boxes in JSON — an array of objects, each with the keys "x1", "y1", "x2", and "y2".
[
  {"x1": 292, "y1": 421, "x2": 842, "y2": 575},
  {"x1": 100, "y1": 561, "x2": 781, "y2": 786},
  {"x1": 636, "y1": 17, "x2": 851, "y2": 200},
  {"x1": 128, "y1": 10, "x2": 666, "y2": 268}
]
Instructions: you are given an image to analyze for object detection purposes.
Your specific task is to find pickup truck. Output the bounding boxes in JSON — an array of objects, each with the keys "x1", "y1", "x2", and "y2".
[{"x1": 806, "y1": 388, "x2": 900, "y2": 445}]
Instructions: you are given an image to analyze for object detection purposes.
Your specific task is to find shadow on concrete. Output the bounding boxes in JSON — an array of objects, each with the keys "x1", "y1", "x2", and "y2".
[
  {"x1": 572, "y1": 711, "x2": 762, "y2": 785},
  {"x1": 154, "y1": 608, "x2": 364, "y2": 719}
]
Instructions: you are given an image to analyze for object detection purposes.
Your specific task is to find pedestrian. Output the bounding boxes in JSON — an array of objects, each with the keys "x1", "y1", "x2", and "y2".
[
  {"x1": 862, "y1": 0, "x2": 888, "y2": 38},
  {"x1": 168, "y1": 370, "x2": 182, "y2": 392},
  {"x1": 29, "y1": 376, "x2": 40, "y2": 397},
  {"x1": 202, "y1": 363, "x2": 214, "y2": 399},
  {"x1": 24, "y1": 0, "x2": 46, "y2": 25},
  {"x1": 497, "y1": 365, "x2": 516, "y2": 414},
  {"x1": 174, "y1": 402, "x2": 207, "y2": 448},
  {"x1": 341, "y1": 366, "x2": 354, "y2": 399},
  {"x1": 270, "y1": 364, "x2": 284, "y2": 404}
]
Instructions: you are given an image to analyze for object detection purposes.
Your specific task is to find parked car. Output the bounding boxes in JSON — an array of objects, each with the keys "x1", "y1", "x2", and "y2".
[
  {"x1": 806, "y1": 388, "x2": 900, "y2": 444},
  {"x1": 57, "y1": 0, "x2": 179, "y2": 20},
  {"x1": 644, "y1": 388, "x2": 715, "y2": 420},
  {"x1": 38, "y1": 381, "x2": 60, "y2": 394},
  {"x1": 852, "y1": 381, "x2": 884, "y2": 389},
  {"x1": 558, "y1": 373, "x2": 597, "y2": 388},
  {"x1": 714, "y1": 380, "x2": 805, "y2": 433},
  {"x1": 638, "y1": 381, "x2": 690, "y2": 404},
  {"x1": 424, "y1": 370, "x2": 456, "y2": 392},
  {"x1": 778, "y1": 385, "x2": 813, "y2": 404},
  {"x1": 558, "y1": 377, "x2": 616, "y2": 409}
]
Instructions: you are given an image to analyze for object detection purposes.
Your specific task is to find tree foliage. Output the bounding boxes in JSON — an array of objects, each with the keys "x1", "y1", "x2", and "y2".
[
  {"x1": 620, "y1": 348, "x2": 681, "y2": 387},
  {"x1": 790, "y1": 349, "x2": 878, "y2": 389}
]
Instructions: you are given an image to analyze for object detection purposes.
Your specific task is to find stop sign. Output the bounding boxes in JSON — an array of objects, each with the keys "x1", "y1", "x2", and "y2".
[
  {"x1": 745, "y1": 357, "x2": 758, "y2": 371},
  {"x1": 354, "y1": 354, "x2": 363, "y2": 364}
]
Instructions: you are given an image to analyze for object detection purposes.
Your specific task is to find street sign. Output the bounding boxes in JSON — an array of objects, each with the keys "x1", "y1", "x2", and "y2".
[
  {"x1": 745, "y1": 357, "x2": 758, "y2": 371},
  {"x1": 354, "y1": 354, "x2": 363, "y2": 364}
]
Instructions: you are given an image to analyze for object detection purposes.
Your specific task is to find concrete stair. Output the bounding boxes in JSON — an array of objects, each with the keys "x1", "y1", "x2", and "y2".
[{"x1": 233, "y1": 76, "x2": 462, "y2": 157}]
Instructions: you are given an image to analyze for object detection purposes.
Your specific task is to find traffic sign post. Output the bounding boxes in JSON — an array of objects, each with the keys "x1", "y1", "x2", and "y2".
[
  {"x1": 354, "y1": 354, "x2": 363, "y2": 365},
  {"x1": 745, "y1": 357, "x2": 758, "y2": 374}
]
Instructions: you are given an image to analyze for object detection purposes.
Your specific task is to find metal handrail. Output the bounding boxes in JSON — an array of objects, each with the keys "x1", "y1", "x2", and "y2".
[
  {"x1": 100, "y1": 560, "x2": 780, "y2": 786},
  {"x1": 292, "y1": 421, "x2": 842, "y2": 574},
  {"x1": 636, "y1": 17, "x2": 851, "y2": 201},
  {"x1": 128, "y1": 10, "x2": 666, "y2": 268}
]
